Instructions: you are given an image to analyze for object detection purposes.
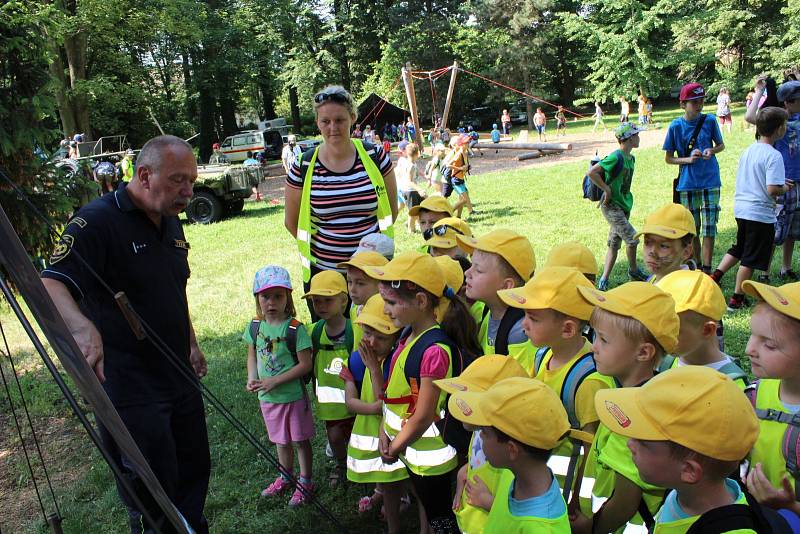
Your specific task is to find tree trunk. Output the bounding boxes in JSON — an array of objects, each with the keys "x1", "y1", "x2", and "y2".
[
  {"x1": 260, "y1": 82, "x2": 276, "y2": 120},
  {"x1": 47, "y1": 42, "x2": 76, "y2": 136},
  {"x1": 182, "y1": 50, "x2": 197, "y2": 124},
  {"x1": 63, "y1": 31, "x2": 91, "y2": 140},
  {"x1": 289, "y1": 85, "x2": 302, "y2": 134},
  {"x1": 332, "y1": 0, "x2": 351, "y2": 89}
]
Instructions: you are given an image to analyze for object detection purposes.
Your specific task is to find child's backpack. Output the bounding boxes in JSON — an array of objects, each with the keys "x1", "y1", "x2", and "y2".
[
  {"x1": 685, "y1": 484, "x2": 793, "y2": 533},
  {"x1": 745, "y1": 381, "x2": 800, "y2": 502},
  {"x1": 582, "y1": 150, "x2": 625, "y2": 202},
  {"x1": 391, "y1": 327, "x2": 474, "y2": 454},
  {"x1": 479, "y1": 305, "x2": 525, "y2": 356},
  {"x1": 311, "y1": 320, "x2": 355, "y2": 357},
  {"x1": 657, "y1": 355, "x2": 749, "y2": 385},
  {"x1": 249, "y1": 318, "x2": 311, "y2": 384},
  {"x1": 533, "y1": 346, "x2": 600, "y2": 429}
]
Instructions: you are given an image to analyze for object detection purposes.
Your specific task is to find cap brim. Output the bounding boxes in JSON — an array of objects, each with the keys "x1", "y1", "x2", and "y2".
[
  {"x1": 743, "y1": 280, "x2": 800, "y2": 320},
  {"x1": 302, "y1": 288, "x2": 344, "y2": 298},
  {"x1": 434, "y1": 377, "x2": 487, "y2": 395},
  {"x1": 634, "y1": 224, "x2": 691, "y2": 240},
  {"x1": 497, "y1": 287, "x2": 537, "y2": 310},
  {"x1": 454, "y1": 234, "x2": 479, "y2": 254},
  {"x1": 337, "y1": 260, "x2": 369, "y2": 270},
  {"x1": 594, "y1": 388, "x2": 667, "y2": 441},
  {"x1": 255, "y1": 283, "x2": 292, "y2": 294},
  {"x1": 447, "y1": 391, "x2": 493, "y2": 427},
  {"x1": 354, "y1": 313, "x2": 400, "y2": 335},
  {"x1": 426, "y1": 236, "x2": 458, "y2": 249},
  {"x1": 576, "y1": 285, "x2": 628, "y2": 316}
]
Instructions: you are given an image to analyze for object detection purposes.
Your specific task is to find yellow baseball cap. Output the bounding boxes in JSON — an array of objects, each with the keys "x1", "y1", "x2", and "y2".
[
  {"x1": 337, "y1": 251, "x2": 389, "y2": 270},
  {"x1": 409, "y1": 196, "x2": 454, "y2": 217},
  {"x1": 544, "y1": 242, "x2": 598, "y2": 278},
  {"x1": 595, "y1": 366, "x2": 758, "y2": 461},
  {"x1": 456, "y1": 229, "x2": 536, "y2": 282},
  {"x1": 577, "y1": 282, "x2": 679, "y2": 353},
  {"x1": 657, "y1": 270, "x2": 726, "y2": 321},
  {"x1": 743, "y1": 280, "x2": 800, "y2": 321},
  {"x1": 435, "y1": 355, "x2": 527, "y2": 394},
  {"x1": 434, "y1": 255, "x2": 464, "y2": 293},
  {"x1": 497, "y1": 267, "x2": 595, "y2": 320},
  {"x1": 302, "y1": 270, "x2": 347, "y2": 298},
  {"x1": 425, "y1": 217, "x2": 472, "y2": 249},
  {"x1": 354, "y1": 294, "x2": 400, "y2": 335},
  {"x1": 365, "y1": 251, "x2": 446, "y2": 297},
  {"x1": 635, "y1": 203, "x2": 697, "y2": 239},
  {"x1": 449, "y1": 377, "x2": 593, "y2": 449}
]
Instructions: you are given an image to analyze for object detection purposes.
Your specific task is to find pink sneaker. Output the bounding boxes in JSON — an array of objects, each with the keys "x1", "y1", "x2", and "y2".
[
  {"x1": 288, "y1": 481, "x2": 317, "y2": 507},
  {"x1": 261, "y1": 476, "x2": 291, "y2": 497}
]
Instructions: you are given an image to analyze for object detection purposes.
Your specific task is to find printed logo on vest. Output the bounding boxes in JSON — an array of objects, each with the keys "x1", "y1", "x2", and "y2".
[
  {"x1": 605, "y1": 400, "x2": 631, "y2": 428},
  {"x1": 324, "y1": 357, "x2": 344, "y2": 376}
]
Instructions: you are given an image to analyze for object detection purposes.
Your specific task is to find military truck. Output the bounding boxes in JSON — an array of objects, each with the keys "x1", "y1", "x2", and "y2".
[{"x1": 185, "y1": 164, "x2": 264, "y2": 224}]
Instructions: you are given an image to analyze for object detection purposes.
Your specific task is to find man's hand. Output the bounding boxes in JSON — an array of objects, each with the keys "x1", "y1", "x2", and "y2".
[
  {"x1": 746, "y1": 463, "x2": 797, "y2": 510},
  {"x1": 71, "y1": 321, "x2": 106, "y2": 383},
  {"x1": 189, "y1": 345, "x2": 208, "y2": 378}
]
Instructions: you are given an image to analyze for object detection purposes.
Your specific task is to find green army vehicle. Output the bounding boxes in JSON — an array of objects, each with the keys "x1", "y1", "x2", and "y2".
[{"x1": 185, "y1": 164, "x2": 264, "y2": 224}]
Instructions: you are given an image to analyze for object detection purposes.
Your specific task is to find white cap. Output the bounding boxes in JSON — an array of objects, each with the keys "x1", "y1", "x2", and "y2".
[{"x1": 356, "y1": 233, "x2": 394, "y2": 260}]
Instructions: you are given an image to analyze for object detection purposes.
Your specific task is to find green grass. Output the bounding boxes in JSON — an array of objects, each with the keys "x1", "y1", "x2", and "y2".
[{"x1": 1, "y1": 106, "x2": 770, "y2": 532}]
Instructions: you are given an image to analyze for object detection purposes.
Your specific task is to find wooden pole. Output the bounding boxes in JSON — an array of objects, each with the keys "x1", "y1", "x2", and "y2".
[
  {"x1": 475, "y1": 142, "x2": 571, "y2": 151},
  {"x1": 402, "y1": 62, "x2": 423, "y2": 151},
  {"x1": 517, "y1": 151, "x2": 543, "y2": 161},
  {"x1": 441, "y1": 61, "x2": 458, "y2": 132}
]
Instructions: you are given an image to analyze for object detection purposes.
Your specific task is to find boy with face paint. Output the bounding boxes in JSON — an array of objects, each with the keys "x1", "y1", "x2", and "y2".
[{"x1": 636, "y1": 203, "x2": 696, "y2": 284}]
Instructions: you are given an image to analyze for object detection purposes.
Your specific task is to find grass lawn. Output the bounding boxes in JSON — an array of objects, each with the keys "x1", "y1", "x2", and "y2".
[{"x1": 1, "y1": 106, "x2": 769, "y2": 532}]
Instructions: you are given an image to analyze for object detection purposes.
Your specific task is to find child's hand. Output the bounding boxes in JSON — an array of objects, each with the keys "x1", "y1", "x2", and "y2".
[
  {"x1": 746, "y1": 462, "x2": 796, "y2": 509},
  {"x1": 569, "y1": 510, "x2": 593, "y2": 534},
  {"x1": 245, "y1": 379, "x2": 260, "y2": 392},
  {"x1": 251, "y1": 377, "x2": 276, "y2": 393},
  {"x1": 755, "y1": 76, "x2": 767, "y2": 90},
  {"x1": 465, "y1": 474, "x2": 494, "y2": 512},
  {"x1": 379, "y1": 429, "x2": 398, "y2": 463},
  {"x1": 452, "y1": 463, "x2": 468, "y2": 511},
  {"x1": 702, "y1": 148, "x2": 714, "y2": 160},
  {"x1": 359, "y1": 339, "x2": 380, "y2": 371}
]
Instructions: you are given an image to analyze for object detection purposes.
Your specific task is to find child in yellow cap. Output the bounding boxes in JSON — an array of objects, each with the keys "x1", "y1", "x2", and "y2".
[
  {"x1": 434, "y1": 355, "x2": 529, "y2": 533},
  {"x1": 497, "y1": 267, "x2": 614, "y2": 501},
  {"x1": 337, "y1": 251, "x2": 389, "y2": 350},
  {"x1": 595, "y1": 366, "x2": 764, "y2": 532},
  {"x1": 410, "y1": 196, "x2": 454, "y2": 235},
  {"x1": 449, "y1": 377, "x2": 593, "y2": 533},
  {"x1": 571, "y1": 282, "x2": 680, "y2": 533},
  {"x1": 458, "y1": 229, "x2": 538, "y2": 371},
  {"x1": 303, "y1": 270, "x2": 354, "y2": 488},
  {"x1": 657, "y1": 270, "x2": 748, "y2": 387},
  {"x1": 365, "y1": 251, "x2": 481, "y2": 532},
  {"x1": 340, "y1": 294, "x2": 409, "y2": 532},
  {"x1": 741, "y1": 280, "x2": 800, "y2": 518},
  {"x1": 636, "y1": 203, "x2": 697, "y2": 284},
  {"x1": 544, "y1": 241, "x2": 599, "y2": 283},
  {"x1": 424, "y1": 216, "x2": 472, "y2": 258}
]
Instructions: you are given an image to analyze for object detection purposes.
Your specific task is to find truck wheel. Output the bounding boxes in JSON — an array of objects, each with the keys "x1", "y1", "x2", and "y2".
[
  {"x1": 187, "y1": 191, "x2": 223, "y2": 224},
  {"x1": 227, "y1": 198, "x2": 245, "y2": 214}
]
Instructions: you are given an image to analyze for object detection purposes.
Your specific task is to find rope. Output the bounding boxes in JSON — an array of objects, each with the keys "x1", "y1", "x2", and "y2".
[
  {"x1": 0, "y1": 318, "x2": 51, "y2": 524},
  {"x1": 0, "y1": 167, "x2": 347, "y2": 533},
  {"x1": 457, "y1": 67, "x2": 589, "y2": 119},
  {"x1": 428, "y1": 75, "x2": 439, "y2": 125}
]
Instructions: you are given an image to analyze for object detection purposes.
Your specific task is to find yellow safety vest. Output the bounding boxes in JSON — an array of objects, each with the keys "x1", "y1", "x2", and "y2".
[
  {"x1": 382, "y1": 326, "x2": 458, "y2": 476},
  {"x1": 748, "y1": 379, "x2": 797, "y2": 495},
  {"x1": 310, "y1": 320, "x2": 352, "y2": 421},
  {"x1": 455, "y1": 431, "x2": 508, "y2": 533},
  {"x1": 654, "y1": 485, "x2": 753, "y2": 533},
  {"x1": 297, "y1": 139, "x2": 394, "y2": 282},
  {"x1": 484, "y1": 470, "x2": 571, "y2": 534},
  {"x1": 346, "y1": 358, "x2": 408, "y2": 483}
]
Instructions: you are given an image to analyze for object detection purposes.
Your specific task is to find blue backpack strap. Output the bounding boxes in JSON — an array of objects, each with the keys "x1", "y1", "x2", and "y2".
[
  {"x1": 533, "y1": 346, "x2": 550, "y2": 376},
  {"x1": 561, "y1": 352, "x2": 598, "y2": 429},
  {"x1": 657, "y1": 354, "x2": 676, "y2": 373},
  {"x1": 494, "y1": 307, "x2": 525, "y2": 356},
  {"x1": 610, "y1": 149, "x2": 625, "y2": 181},
  {"x1": 344, "y1": 320, "x2": 354, "y2": 353},
  {"x1": 405, "y1": 327, "x2": 462, "y2": 384},
  {"x1": 249, "y1": 319, "x2": 261, "y2": 345},
  {"x1": 348, "y1": 350, "x2": 367, "y2": 395}
]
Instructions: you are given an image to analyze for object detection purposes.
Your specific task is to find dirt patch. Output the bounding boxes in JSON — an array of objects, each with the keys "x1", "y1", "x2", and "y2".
[
  {"x1": 250, "y1": 127, "x2": 667, "y2": 203},
  {"x1": 0, "y1": 409, "x2": 92, "y2": 532}
]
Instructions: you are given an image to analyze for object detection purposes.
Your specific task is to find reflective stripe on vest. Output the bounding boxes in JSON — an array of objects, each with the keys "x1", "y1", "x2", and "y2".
[
  {"x1": 296, "y1": 139, "x2": 394, "y2": 282},
  {"x1": 346, "y1": 362, "x2": 408, "y2": 484},
  {"x1": 382, "y1": 326, "x2": 457, "y2": 476},
  {"x1": 315, "y1": 383, "x2": 347, "y2": 404}
]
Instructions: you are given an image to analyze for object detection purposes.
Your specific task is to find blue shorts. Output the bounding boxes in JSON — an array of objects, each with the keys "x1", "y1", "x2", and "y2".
[
  {"x1": 453, "y1": 183, "x2": 468, "y2": 195},
  {"x1": 536, "y1": 125, "x2": 545, "y2": 134}
]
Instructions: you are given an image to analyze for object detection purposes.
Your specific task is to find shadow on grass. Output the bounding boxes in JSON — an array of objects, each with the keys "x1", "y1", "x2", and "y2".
[{"x1": 466, "y1": 200, "x2": 521, "y2": 222}]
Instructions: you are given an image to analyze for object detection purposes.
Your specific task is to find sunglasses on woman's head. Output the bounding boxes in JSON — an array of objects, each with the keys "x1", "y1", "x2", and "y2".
[
  {"x1": 423, "y1": 225, "x2": 463, "y2": 241},
  {"x1": 314, "y1": 92, "x2": 349, "y2": 104}
]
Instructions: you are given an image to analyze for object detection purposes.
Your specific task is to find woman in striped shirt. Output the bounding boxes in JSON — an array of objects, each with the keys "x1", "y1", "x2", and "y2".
[{"x1": 284, "y1": 85, "x2": 398, "y2": 299}]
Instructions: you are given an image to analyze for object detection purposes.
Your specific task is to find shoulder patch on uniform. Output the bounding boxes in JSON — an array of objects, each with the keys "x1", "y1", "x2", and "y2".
[
  {"x1": 173, "y1": 239, "x2": 190, "y2": 250},
  {"x1": 50, "y1": 235, "x2": 74, "y2": 264},
  {"x1": 70, "y1": 217, "x2": 88, "y2": 229}
]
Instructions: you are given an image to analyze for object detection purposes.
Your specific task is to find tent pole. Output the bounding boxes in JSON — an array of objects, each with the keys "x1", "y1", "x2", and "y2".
[{"x1": 402, "y1": 64, "x2": 423, "y2": 151}]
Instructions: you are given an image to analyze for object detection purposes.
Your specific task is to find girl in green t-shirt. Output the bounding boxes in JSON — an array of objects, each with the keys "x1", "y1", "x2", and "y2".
[{"x1": 244, "y1": 265, "x2": 316, "y2": 508}]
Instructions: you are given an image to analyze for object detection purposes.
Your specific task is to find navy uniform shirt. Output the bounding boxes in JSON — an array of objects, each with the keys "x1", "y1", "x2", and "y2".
[{"x1": 42, "y1": 183, "x2": 197, "y2": 406}]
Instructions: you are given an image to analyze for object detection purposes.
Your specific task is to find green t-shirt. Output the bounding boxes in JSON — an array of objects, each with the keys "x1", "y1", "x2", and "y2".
[
  {"x1": 599, "y1": 150, "x2": 635, "y2": 215},
  {"x1": 242, "y1": 318, "x2": 312, "y2": 404}
]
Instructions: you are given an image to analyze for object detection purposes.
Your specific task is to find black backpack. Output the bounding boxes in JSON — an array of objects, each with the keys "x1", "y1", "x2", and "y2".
[
  {"x1": 583, "y1": 149, "x2": 625, "y2": 201},
  {"x1": 389, "y1": 327, "x2": 473, "y2": 454},
  {"x1": 480, "y1": 305, "x2": 525, "y2": 355},
  {"x1": 249, "y1": 318, "x2": 311, "y2": 384},
  {"x1": 685, "y1": 487, "x2": 792, "y2": 533}
]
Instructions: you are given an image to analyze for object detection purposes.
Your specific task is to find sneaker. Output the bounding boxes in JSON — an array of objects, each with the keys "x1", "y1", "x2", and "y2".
[
  {"x1": 325, "y1": 441, "x2": 334, "y2": 458},
  {"x1": 261, "y1": 476, "x2": 291, "y2": 497},
  {"x1": 597, "y1": 278, "x2": 609, "y2": 291},
  {"x1": 756, "y1": 273, "x2": 771, "y2": 283},
  {"x1": 288, "y1": 481, "x2": 317, "y2": 507},
  {"x1": 780, "y1": 269, "x2": 799, "y2": 281},
  {"x1": 628, "y1": 268, "x2": 649, "y2": 282},
  {"x1": 727, "y1": 295, "x2": 746, "y2": 312}
]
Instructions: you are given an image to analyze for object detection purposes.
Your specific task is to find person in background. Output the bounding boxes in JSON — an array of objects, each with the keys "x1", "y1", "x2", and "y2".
[
  {"x1": 282, "y1": 135, "x2": 302, "y2": 175},
  {"x1": 501, "y1": 109, "x2": 512, "y2": 137},
  {"x1": 592, "y1": 102, "x2": 607, "y2": 132},
  {"x1": 619, "y1": 96, "x2": 630, "y2": 122},
  {"x1": 119, "y1": 149, "x2": 135, "y2": 184},
  {"x1": 353, "y1": 124, "x2": 363, "y2": 139},
  {"x1": 490, "y1": 124, "x2": 501, "y2": 153},
  {"x1": 717, "y1": 87, "x2": 733, "y2": 135}
]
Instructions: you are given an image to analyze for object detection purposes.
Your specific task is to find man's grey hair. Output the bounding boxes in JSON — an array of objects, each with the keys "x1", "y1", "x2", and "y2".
[{"x1": 136, "y1": 135, "x2": 193, "y2": 174}]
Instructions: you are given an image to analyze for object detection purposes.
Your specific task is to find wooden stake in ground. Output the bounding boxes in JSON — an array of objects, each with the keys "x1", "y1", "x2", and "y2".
[
  {"x1": 475, "y1": 142, "x2": 571, "y2": 151},
  {"x1": 441, "y1": 61, "x2": 458, "y2": 132}
]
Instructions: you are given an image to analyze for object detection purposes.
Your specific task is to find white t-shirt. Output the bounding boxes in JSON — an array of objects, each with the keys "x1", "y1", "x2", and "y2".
[
  {"x1": 394, "y1": 156, "x2": 414, "y2": 192},
  {"x1": 733, "y1": 142, "x2": 786, "y2": 223}
]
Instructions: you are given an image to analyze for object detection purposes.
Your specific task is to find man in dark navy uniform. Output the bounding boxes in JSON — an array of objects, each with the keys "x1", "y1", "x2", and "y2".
[{"x1": 42, "y1": 135, "x2": 210, "y2": 534}]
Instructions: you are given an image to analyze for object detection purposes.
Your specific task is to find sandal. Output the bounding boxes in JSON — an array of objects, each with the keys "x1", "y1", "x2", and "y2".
[
  {"x1": 358, "y1": 488, "x2": 383, "y2": 514},
  {"x1": 328, "y1": 464, "x2": 345, "y2": 488}
]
